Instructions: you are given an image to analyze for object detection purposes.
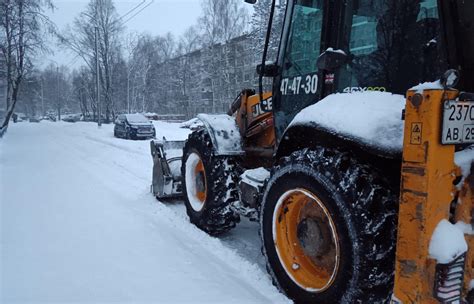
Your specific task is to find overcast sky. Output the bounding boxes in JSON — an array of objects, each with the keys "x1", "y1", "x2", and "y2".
[{"x1": 43, "y1": 0, "x2": 203, "y2": 69}]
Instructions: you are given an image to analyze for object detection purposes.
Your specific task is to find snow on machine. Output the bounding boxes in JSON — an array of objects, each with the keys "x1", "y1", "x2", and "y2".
[{"x1": 151, "y1": 0, "x2": 474, "y2": 302}]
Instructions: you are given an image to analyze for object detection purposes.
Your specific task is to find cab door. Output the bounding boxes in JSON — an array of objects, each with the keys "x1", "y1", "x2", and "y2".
[{"x1": 272, "y1": 0, "x2": 333, "y2": 141}]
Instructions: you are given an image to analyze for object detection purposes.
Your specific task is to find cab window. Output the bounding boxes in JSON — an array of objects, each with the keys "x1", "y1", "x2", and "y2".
[{"x1": 336, "y1": 0, "x2": 447, "y2": 94}]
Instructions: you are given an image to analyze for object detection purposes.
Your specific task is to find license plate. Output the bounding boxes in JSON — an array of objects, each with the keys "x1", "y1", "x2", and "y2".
[{"x1": 441, "y1": 100, "x2": 474, "y2": 144}]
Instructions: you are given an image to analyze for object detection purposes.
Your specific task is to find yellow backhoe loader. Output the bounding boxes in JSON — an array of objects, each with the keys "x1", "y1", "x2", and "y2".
[{"x1": 151, "y1": 0, "x2": 474, "y2": 302}]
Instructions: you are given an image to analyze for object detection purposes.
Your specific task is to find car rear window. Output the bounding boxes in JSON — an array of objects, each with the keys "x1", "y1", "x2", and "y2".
[{"x1": 125, "y1": 114, "x2": 150, "y2": 123}]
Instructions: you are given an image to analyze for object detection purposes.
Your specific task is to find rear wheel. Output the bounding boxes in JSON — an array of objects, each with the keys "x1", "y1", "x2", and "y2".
[
  {"x1": 181, "y1": 129, "x2": 240, "y2": 235},
  {"x1": 261, "y1": 147, "x2": 398, "y2": 303}
]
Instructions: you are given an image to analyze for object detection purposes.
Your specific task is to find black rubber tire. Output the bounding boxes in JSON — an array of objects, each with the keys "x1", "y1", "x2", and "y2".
[
  {"x1": 261, "y1": 147, "x2": 398, "y2": 304},
  {"x1": 181, "y1": 128, "x2": 240, "y2": 236}
]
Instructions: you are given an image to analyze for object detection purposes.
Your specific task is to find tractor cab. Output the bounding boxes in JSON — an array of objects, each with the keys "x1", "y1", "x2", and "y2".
[{"x1": 266, "y1": 0, "x2": 474, "y2": 142}]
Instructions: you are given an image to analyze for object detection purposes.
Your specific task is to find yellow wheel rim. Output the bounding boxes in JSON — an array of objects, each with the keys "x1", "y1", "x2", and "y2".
[
  {"x1": 272, "y1": 188, "x2": 340, "y2": 292},
  {"x1": 185, "y1": 152, "x2": 207, "y2": 211},
  {"x1": 194, "y1": 158, "x2": 207, "y2": 203}
]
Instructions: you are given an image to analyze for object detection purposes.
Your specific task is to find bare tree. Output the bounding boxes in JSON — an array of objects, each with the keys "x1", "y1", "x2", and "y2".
[
  {"x1": 176, "y1": 27, "x2": 200, "y2": 99},
  {"x1": 199, "y1": 0, "x2": 247, "y2": 45},
  {"x1": 58, "y1": 0, "x2": 123, "y2": 123},
  {"x1": 124, "y1": 32, "x2": 139, "y2": 113},
  {"x1": 250, "y1": 0, "x2": 286, "y2": 62},
  {"x1": 72, "y1": 67, "x2": 96, "y2": 120},
  {"x1": 0, "y1": 0, "x2": 53, "y2": 137},
  {"x1": 198, "y1": 0, "x2": 248, "y2": 112}
]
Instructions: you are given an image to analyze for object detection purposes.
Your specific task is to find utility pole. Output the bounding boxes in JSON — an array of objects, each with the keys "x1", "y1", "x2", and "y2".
[
  {"x1": 127, "y1": 72, "x2": 130, "y2": 114},
  {"x1": 95, "y1": 0, "x2": 101, "y2": 126},
  {"x1": 57, "y1": 66, "x2": 61, "y2": 121},
  {"x1": 41, "y1": 77, "x2": 44, "y2": 117},
  {"x1": 96, "y1": 25, "x2": 101, "y2": 127}
]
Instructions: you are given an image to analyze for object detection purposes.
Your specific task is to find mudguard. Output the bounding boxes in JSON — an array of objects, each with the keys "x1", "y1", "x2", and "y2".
[
  {"x1": 276, "y1": 92, "x2": 405, "y2": 160},
  {"x1": 196, "y1": 114, "x2": 244, "y2": 156}
]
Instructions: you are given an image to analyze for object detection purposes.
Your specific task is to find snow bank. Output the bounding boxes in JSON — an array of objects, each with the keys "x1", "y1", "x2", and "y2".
[
  {"x1": 197, "y1": 114, "x2": 243, "y2": 155},
  {"x1": 429, "y1": 220, "x2": 467, "y2": 264},
  {"x1": 152, "y1": 120, "x2": 190, "y2": 141},
  {"x1": 290, "y1": 92, "x2": 406, "y2": 153}
]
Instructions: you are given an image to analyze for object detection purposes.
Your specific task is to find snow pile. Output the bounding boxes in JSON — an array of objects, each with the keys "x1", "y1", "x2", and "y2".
[
  {"x1": 429, "y1": 219, "x2": 468, "y2": 264},
  {"x1": 240, "y1": 167, "x2": 270, "y2": 189},
  {"x1": 454, "y1": 221, "x2": 474, "y2": 235},
  {"x1": 410, "y1": 81, "x2": 443, "y2": 93},
  {"x1": 152, "y1": 120, "x2": 190, "y2": 141},
  {"x1": 290, "y1": 92, "x2": 406, "y2": 153},
  {"x1": 243, "y1": 167, "x2": 270, "y2": 181},
  {"x1": 197, "y1": 114, "x2": 243, "y2": 155},
  {"x1": 455, "y1": 146, "x2": 474, "y2": 185}
]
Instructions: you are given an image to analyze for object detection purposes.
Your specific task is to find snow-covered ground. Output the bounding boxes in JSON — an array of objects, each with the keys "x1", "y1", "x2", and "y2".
[{"x1": 0, "y1": 121, "x2": 289, "y2": 303}]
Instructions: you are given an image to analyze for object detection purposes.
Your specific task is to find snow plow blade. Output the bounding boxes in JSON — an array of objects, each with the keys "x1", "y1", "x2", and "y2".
[{"x1": 150, "y1": 139, "x2": 185, "y2": 199}]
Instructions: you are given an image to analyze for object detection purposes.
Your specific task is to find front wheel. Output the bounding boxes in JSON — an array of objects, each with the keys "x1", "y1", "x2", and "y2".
[
  {"x1": 181, "y1": 129, "x2": 240, "y2": 235},
  {"x1": 261, "y1": 148, "x2": 398, "y2": 303}
]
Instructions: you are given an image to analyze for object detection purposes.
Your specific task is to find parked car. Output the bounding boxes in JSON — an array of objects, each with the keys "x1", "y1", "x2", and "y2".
[
  {"x1": 62, "y1": 114, "x2": 81, "y2": 123},
  {"x1": 41, "y1": 114, "x2": 57, "y2": 122},
  {"x1": 114, "y1": 114, "x2": 156, "y2": 140}
]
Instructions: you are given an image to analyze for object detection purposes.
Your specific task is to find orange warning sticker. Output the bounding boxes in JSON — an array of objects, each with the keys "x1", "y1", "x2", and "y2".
[{"x1": 410, "y1": 122, "x2": 422, "y2": 145}]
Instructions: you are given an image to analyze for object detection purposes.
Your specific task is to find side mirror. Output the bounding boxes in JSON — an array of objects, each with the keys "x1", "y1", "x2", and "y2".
[
  {"x1": 316, "y1": 48, "x2": 350, "y2": 71},
  {"x1": 257, "y1": 62, "x2": 279, "y2": 77},
  {"x1": 244, "y1": 0, "x2": 257, "y2": 4}
]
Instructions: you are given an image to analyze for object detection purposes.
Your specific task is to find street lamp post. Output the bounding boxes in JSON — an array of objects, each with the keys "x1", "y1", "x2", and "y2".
[
  {"x1": 41, "y1": 77, "x2": 44, "y2": 117},
  {"x1": 96, "y1": 26, "x2": 101, "y2": 127},
  {"x1": 81, "y1": 10, "x2": 101, "y2": 127},
  {"x1": 57, "y1": 66, "x2": 61, "y2": 121}
]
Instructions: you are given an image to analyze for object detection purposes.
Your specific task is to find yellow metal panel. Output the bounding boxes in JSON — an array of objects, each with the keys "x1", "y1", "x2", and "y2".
[{"x1": 394, "y1": 89, "x2": 459, "y2": 303}]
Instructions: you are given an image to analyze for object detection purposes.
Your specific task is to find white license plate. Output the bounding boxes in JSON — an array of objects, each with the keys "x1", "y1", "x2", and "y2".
[{"x1": 442, "y1": 100, "x2": 474, "y2": 144}]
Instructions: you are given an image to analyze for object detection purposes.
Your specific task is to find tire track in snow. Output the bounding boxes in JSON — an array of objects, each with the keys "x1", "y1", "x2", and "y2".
[{"x1": 27, "y1": 122, "x2": 289, "y2": 303}]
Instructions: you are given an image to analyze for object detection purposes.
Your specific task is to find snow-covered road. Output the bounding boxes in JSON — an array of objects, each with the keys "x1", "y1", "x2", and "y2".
[{"x1": 0, "y1": 121, "x2": 289, "y2": 303}]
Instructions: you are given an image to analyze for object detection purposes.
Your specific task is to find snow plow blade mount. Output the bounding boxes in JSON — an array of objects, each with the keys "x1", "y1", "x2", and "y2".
[{"x1": 150, "y1": 139, "x2": 185, "y2": 199}]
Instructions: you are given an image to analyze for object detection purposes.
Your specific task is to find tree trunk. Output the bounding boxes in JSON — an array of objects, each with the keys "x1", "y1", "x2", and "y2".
[{"x1": 1, "y1": 78, "x2": 22, "y2": 137}]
